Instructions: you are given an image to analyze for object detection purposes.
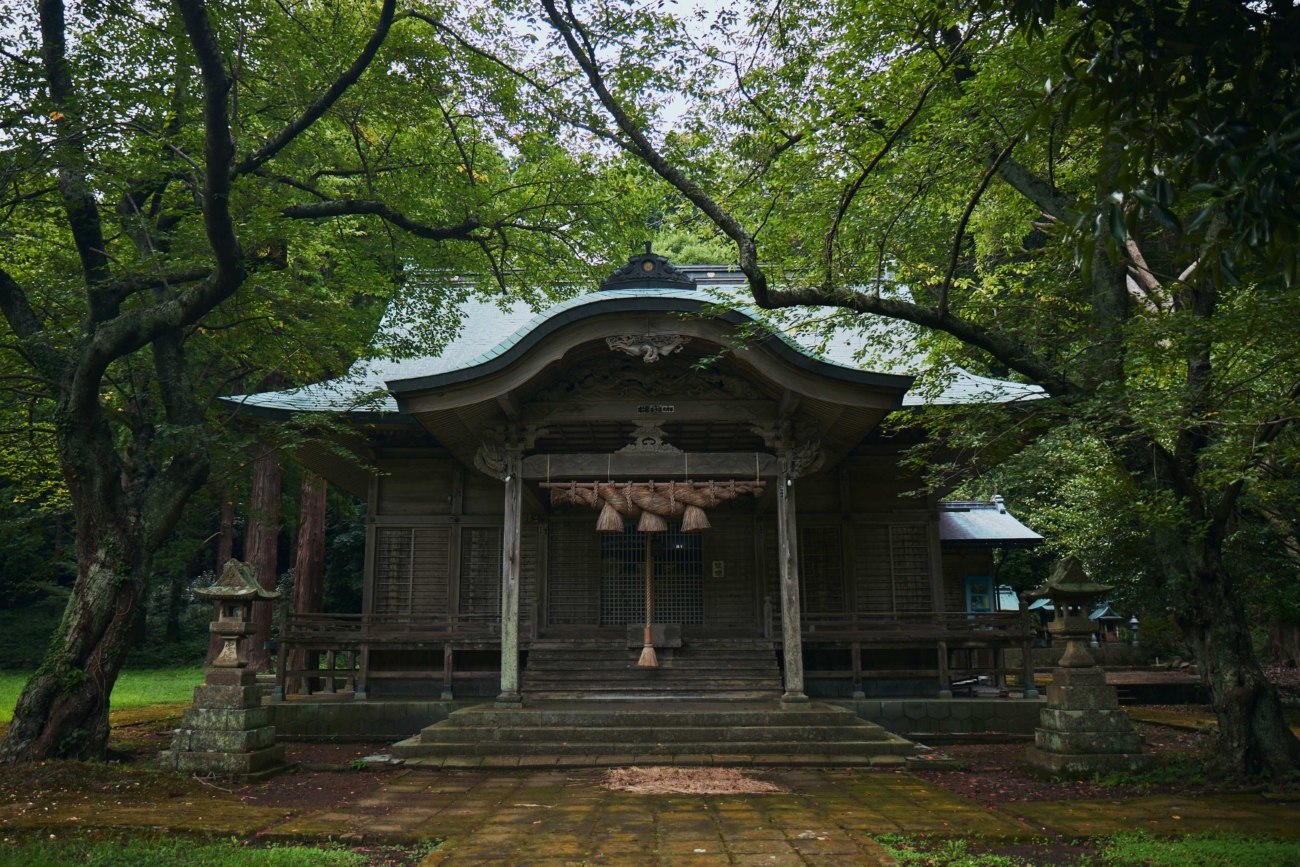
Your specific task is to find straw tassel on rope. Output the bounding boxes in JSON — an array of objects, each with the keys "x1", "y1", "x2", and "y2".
[{"x1": 639, "y1": 531, "x2": 657, "y2": 668}]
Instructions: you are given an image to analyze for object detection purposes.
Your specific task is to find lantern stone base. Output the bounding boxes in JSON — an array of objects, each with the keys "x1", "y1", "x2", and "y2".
[
  {"x1": 1024, "y1": 666, "x2": 1154, "y2": 778},
  {"x1": 160, "y1": 667, "x2": 289, "y2": 782}
]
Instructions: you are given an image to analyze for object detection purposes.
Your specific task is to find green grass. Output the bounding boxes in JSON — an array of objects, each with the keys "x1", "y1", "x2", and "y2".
[
  {"x1": 873, "y1": 833, "x2": 1300, "y2": 867},
  {"x1": 1100, "y1": 832, "x2": 1300, "y2": 866},
  {"x1": 0, "y1": 668, "x2": 202, "y2": 724},
  {"x1": 0, "y1": 836, "x2": 379, "y2": 867}
]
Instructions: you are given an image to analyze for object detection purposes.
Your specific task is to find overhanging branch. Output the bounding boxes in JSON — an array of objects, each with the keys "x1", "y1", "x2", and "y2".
[
  {"x1": 282, "y1": 199, "x2": 482, "y2": 240},
  {"x1": 232, "y1": 0, "x2": 397, "y2": 177}
]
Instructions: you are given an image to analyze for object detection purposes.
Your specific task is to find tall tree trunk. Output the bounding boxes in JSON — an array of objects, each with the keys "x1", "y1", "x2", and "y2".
[
  {"x1": 206, "y1": 493, "x2": 237, "y2": 663},
  {"x1": 1158, "y1": 530, "x2": 1300, "y2": 775},
  {"x1": 288, "y1": 473, "x2": 328, "y2": 692},
  {"x1": 1265, "y1": 619, "x2": 1300, "y2": 668},
  {"x1": 245, "y1": 446, "x2": 281, "y2": 671},
  {"x1": 0, "y1": 519, "x2": 147, "y2": 762}
]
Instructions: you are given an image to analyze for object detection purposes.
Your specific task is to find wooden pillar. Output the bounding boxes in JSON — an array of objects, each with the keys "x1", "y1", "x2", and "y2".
[
  {"x1": 356, "y1": 644, "x2": 370, "y2": 700},
  {"x1": 1022, "y1": 639, "x2": 1039, "y2": 699},
  {"x1": 497, "y1": 447, "x2": 523, "y2": 704},
  {"x1": 777, "y1": 452, "x2": 807, "y2": 704},
  {"x1": 937, "y1": 640, "x2": 952, "y2": 699},
  {"x1": 851, "y1": 640, "x2": 864, "y2": 700},
  {"x1": 442, "y1": 642, "x2": 455, "y2": 702}
]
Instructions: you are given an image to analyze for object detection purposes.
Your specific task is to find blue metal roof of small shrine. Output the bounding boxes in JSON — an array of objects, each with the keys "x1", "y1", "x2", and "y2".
[
  {"x1": 938, "y1": 497, "x2": 1044, "y2": 548},
  {"x1": 225, "y1": 276, "x2": 1046, "y2": 418}
]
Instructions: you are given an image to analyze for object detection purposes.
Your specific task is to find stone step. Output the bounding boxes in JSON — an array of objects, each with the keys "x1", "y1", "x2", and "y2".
[
  {"x1": 397, "y1": 753, "x2": 907, "y2": 769},
  {"x1": 392, "y1": 739, "x2": 915, "y2": 758},
  {"x1": 522, "y1": 672, "x2": 780, "y2": 683},
  {"x1": 440, "y1": 706, "x2": 856, "y2": 728},
  {"x1": 521, "y1": 691, "x2": 783, "y2": 701},
  {"x1": 418, "y1": 724, "x2": 896, "y2": 744},
  {"x1": 526, "y1": 655, "x2": 779, "y2": 666}
]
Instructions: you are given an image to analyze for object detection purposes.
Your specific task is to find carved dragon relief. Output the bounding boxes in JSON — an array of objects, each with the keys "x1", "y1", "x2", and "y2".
[
  {"x1": 473, "y1": 442, "x2": 510, "y2": 480},
  {"x1": 531, "y1": 354, "x2": 765, "y2": 402},
  {"x1": 605, "y1": 333, "x2": 689, "y2": 363}
]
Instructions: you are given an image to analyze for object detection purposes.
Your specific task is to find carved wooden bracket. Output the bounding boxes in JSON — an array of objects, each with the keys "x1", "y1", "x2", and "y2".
[
  {"x1": 617, "y1": 424, "x2": 682, "y2": 454},
  {"x1": 606, "y1": 333, "x2": 689, "y2": 363},
  {"x1": 474, "y1": 442, "x2": 510, "y2": 480},
  {"x1": 783, "y1": 440, "x2": 824, "y2": 478}
]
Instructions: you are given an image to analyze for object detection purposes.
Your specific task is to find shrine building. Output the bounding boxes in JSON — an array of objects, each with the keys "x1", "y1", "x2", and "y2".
[{"x1": 232, "y1": 248, "x2": 1043, "y2": 708}]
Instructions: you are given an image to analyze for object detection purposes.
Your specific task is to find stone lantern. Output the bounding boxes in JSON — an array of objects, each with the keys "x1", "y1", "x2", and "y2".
[
  {"x1": 159, "y1": 560, "x2": 287, "y2": 780},
  {"x1": 1023, "y1": 558, "x2": 1152, "y2": 776}
]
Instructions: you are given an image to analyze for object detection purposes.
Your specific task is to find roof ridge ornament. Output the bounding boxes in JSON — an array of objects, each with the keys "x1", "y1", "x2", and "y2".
[{"x1": 600, "y1": 242, "x2": 697, "y2": 291}]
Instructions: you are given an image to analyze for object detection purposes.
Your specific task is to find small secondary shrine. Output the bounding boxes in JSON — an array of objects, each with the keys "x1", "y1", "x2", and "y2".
[{"x1": 234, "y1": 249, "x2": 1043, "y2": 703}]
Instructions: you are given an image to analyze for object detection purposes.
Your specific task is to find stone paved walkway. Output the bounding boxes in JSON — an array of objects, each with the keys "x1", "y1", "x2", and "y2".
[
  {"x1": 257, "y1": 769, "x2": 1300, "y2": 865},
  {"x1": 6, "y1": 767, "x2": 1299, "y2": 865}
]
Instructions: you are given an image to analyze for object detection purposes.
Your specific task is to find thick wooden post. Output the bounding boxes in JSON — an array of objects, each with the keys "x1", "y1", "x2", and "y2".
[
  {"x1": 937, "y1": 640, "x2": 952, "y2": 699},
  {"x1": 442, "y1": 642, "x2": 454, "y2": 702},
  {"x1": 1021, "y1": 639, "x2": 1039, "y2": 699},
  {"x1": 497, "y1": 448, "x2": 523, "y2": 704},
  {"x1": 777, "y1": 453, "x2": 807, "y2": 704}
]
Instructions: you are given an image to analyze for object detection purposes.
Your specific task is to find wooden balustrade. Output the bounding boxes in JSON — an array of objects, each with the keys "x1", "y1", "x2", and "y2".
[{"x1": 274, "y1": 611, "x2": 505, "y2": 699}]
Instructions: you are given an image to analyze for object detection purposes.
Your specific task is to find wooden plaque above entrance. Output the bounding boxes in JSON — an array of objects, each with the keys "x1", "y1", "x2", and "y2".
[{"x1": 521, "y1": 452, "x2": 779, "y2": 480}]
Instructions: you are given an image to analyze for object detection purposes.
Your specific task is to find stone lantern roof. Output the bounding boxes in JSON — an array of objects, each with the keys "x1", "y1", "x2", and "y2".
[
  {"x1": 1026, "y1": 557, "x2": 1112, "y2": 601},
  {"x1": 196, "y1": 559, "x2": 280, "y2": 601}
]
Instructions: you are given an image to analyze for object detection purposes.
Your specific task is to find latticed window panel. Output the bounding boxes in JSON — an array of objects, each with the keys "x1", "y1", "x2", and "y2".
[
  {"x1": 373, "y1": 526, "x2": 451, "y2": 615},
  {"x1": 890, "y1": 525, "x2": 933, "y2": 612},
  {"x1": 800, "y1": 526, "x2": 846, "y2": 613},
  {"x1": 853, "y1": 525, "x2": 894, "y2": 613},
  {"x1": 600, "y1": 525, "x2": 704, "y2": 626},
  {"x1": 459, "y1": 527, "x2": 502, "y2": 616}
]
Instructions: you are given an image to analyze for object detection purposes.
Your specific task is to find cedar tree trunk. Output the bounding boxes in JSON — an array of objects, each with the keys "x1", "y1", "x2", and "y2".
[
  {"x1": 245, "y1": 446, "x2": 282, "y2": 671},
  {"x1": 206, "y1": 493, "x2": 237, "y2": 663},
  {"x1": 288, "y1": 473, "x2": 328, "y2": 692}
]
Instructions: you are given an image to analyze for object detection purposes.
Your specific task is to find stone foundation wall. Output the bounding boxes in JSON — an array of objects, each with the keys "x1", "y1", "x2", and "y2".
[
  {"x1": 267, "y1": 701, "x2": 476, "y2": 741},
  {"x1": 266, "y1": 698, "x2": 1044, "y2": 742},
  {"x1": 833, "y1": 698, "x2": 1044, "y2": 737}
]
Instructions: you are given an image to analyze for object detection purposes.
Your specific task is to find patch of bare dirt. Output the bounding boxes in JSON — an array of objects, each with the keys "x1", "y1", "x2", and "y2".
[
  {"x1": 234, "y1": 766, "x2": 401, "y2": 812},
  {"x1": 604, "y1": 766, "x2": 786, "y2": 795}
]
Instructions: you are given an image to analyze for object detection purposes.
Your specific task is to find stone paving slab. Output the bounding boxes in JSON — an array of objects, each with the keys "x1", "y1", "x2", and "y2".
[
  {"x1": 1006, "y1": 792, "x2": 1300, "y2": 838},
  {"x1": 9, "y1": 766, "x2": 1300, "y2": 864}
]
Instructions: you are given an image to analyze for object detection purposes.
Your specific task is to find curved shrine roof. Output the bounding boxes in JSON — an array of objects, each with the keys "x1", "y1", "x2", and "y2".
[{"x1": 226, "y1": 275, "x2": 1046, "y2": 419}]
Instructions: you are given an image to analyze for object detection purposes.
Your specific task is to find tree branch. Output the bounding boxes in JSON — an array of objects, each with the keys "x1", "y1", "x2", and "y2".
[
  {"x1": 540, "y1": 0, "x2": 768, "y2": 300},
  {"x1": 997, "y1": 157, "x2": 1071, "y2": 221},
  {"x1": 0, "y1": 266, "x2": 63, "y2": 378},
  {"x1": 39, "y1": 0, "x2": 114, "y2": 316},
  {"x1": 281, "y1": 198, "x2": 481, "y2": 240},
  {"x1": 231, "y1": 0, "x2": 397, "y2": 177},
  {"x1": 939, "y1": 137, "x2": 1018, "y2": 314}
]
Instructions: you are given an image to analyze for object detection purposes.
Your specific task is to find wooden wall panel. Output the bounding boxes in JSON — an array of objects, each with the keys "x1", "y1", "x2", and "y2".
[
  {"x1": 376, "y1": 460, "x2": 454, "y2": 516},
  {"x1": 702, "y1": 516, "x2": 757, "y2": 627},
  {"x1": 463, "y1": 473, "x2": 505, "y2": 516},
  {"x1": 546, "y1": 518, "x2": 600, "y2": 626},
  {"x1": 942, "y1": 550, "x2": 995, "y2": 612}
]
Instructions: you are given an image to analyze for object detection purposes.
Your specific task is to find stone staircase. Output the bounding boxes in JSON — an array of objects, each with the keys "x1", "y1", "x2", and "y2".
[
  {"x1": 391, "y1": 701, "x2": 915, "y2": 768},
  {"x1": 520, "y1": 638, "x2": 783, "y2": 701}
]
